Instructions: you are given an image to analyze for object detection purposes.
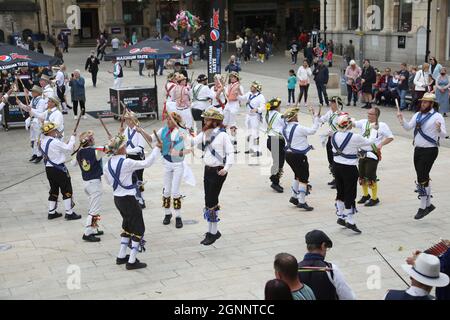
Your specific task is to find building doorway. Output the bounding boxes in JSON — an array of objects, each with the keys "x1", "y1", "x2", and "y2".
[{"x1": 79, "y1": 8, "x2": 99, "y2": 40}]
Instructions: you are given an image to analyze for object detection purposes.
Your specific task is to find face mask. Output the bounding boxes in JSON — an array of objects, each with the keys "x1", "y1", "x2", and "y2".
[{"x1": 441, "y1": 73, "x2": 446, "y2": 76}]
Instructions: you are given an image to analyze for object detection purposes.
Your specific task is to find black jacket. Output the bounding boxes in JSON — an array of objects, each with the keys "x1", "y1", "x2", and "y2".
[
  {"x1": 313, "y1": 65, "x2": 329, "y2": 84},
  {"x1": 85, "y1": 56, "x2": 100, "y2": 73}
]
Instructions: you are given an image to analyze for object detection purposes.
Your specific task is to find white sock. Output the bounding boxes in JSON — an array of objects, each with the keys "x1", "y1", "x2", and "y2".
[
  {"x1": 210, "y1": 222, "x2": 218, "y2": 235},
  {"x1": 174, "y1": 209, "x2": 181, "y2": 218},
  {"x1": 118, "y1": 237, "x2": 130, "y2": 258},
  {"x1": 48, "y1": 201, "x2": 57, "y2": 214},
  {"x1": 84, "y1": 215, "x2": 95, "y2": 236},
  {"x1": 208, "y1": 222, "x2": 212, "y2": 233},
  {"x1": 164, "y1": 208, "x2": 172, "y2": 217},
  {"x1": 298, "y1": 184, "x2": 307, "y2": 204},
  {"x1": 336, "y1": 200, "x2": 345, "y2": 218},
  {"x1": 345, "y1": 208, "x2": 355, "y2": 224},
  {"x1": 292, "y1": 180, "x2": 300, "y2": 198},
  {"x1": 63, "y1": 198, "x2": 73, "y2": 215},
  {"x1": 426, "y1": 186, "x2": 432, "y2": 207},
  {"x1": 128, "y1": 241, "x2": 140, "y2": 264}
]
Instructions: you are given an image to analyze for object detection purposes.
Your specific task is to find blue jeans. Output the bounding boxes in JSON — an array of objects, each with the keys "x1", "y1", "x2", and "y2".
[
  {"x1": 316, "y1": 83, "x2": 329, "y2": 106},
  {"x1": 156, "y1": 59, "x2": 164, "y2": 75},
  {"x1": 398, "y1": 89, "x2": 407, "y2": 110}
]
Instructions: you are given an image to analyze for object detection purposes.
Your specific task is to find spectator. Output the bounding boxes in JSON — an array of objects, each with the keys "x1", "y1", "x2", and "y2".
[
  {"x1": 408, "y1": 66, "x2": 418, "y2": 110},
  {"x1": 264, "y1": 279, "x2": 293, "y2": 300},
  {"x1": 155, "y1": 58, "x2": 164, "y2": 76},
  {"x1": 430, "y1": 56, "x2": 443, "y2": 81},
  {"x1": 435, "y1": 67, "x2": 450, "y2": 117},
  {"x1": 296, "y1": 59, "x2": 313, "y2": 106},
  {"x1": 96, "y1": 34, "x2": 107, "y2": 61},
  {"x1": 375, "y1": 68, "x2": 391, "y2": 106},
  {"x1": 69, "y1": 70, "x2": 86, "y2": 120},
  {"x1": 299, "y1": 31, "x2": 308, "y2": 49},
  {"x1": 122, "y1": 38, "x2": 132, "y2": 68},
  {"x1": 303, "y1": 42, "x2": 314, "y2": 69},
  {"x1": 266, "y1": 32, "x2": 274, "y2": 58},
  {"x1": 228, "y1": 35, "x2": 244, "y2": 62},
  {"x1": 385, "y1": 253, "x2": 449, "y2": 300},
  {"x1": 313, "y1": 43, "x2": 323, "y2": 60},
  {"x1": 224, "y1": 56, "x2": 241, "y2": 73},
  {"x1": 361, "y1": 59, "x2": 377, "y2": 109},
  {"x1": 413, "y1": 63, "x2": 430, "y2": 110},
  {"x1": 242, "y1": 36, "x2": 251, "y2": 64},
  {"x1": 326, "y1": 48, "x2": 333, "y2": 68},
  {"x1": 198, "y1": 34, "x2": 206, "y2": 61},
  {"x1": 256, "y1": 37, "x2": 266, "y2": 63},
  {"x1": 427, "y1": 73, "x2": 435, "y2": 93},
  {"x1": 386, "y1": 71, "x2": 400, "y2": 106},
  {"x1": 27, "y1": 37, "x2": 35, "y2": 51},
  {"x1": 289, "y1": 38, "x2": 300, "y2": 65},
  {"x1": 131, "y1": 31, "x2": 138, "y2": 45},
  {"x1": 287, "y1": 69, "x2": 297, "y2": 106},
  {"x1": 372, "y1": 72, "x2": 382, "y2": 103},
  {"x1": 138, "y1": 59, "x2": 145, "y2": 76},
  {"x1": 62, "y1": 32, "x2": 69, "y2": 53},
  {"x1": 344, "y1": 40, "x2": 355, "y2": 65},
  {"x1": 111, "y1": 36, "x2": 120, "y2": 52},
  {"x1": 298, "y1": 230, "x2": 356, "y2": 300},
  {"x1": 397, "y1": 63, "x2": 410, "y2": 110},
  {"x1": 37, "y1": 42, "x2": 44, "y2": 54},
  {"x1": 108, "y1": 57, "x2": 123, "y2": 89},
  {"x1": 345, "y1": 60, "x2": 362, "y2": 106},
  {"x1": 251, "y1": 36, "x2": 258, "y2": 59},
  {"x1": 54, "y1": 46, "x2": 64, "y2": 64},
  {"x1": 57, "y1": 31, "x2": 65, "y2": 52},
  {"x1": 85, "y1": 50, "x2": 100, "y2": 87},
  {"x1": 313, "y1": 59, "x2": 329, "y2": 106},
  {"x1": 274, "y1": 253, "x2": 316, "y2": 300},
  {"x1": 173, "y1": 61, "x2": 188, "y2": 79}
]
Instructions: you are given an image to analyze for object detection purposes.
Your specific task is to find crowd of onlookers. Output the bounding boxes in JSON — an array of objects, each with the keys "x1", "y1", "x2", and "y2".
[{"x1": 264, "y1": 230, "x2": 450, "y2": 300}]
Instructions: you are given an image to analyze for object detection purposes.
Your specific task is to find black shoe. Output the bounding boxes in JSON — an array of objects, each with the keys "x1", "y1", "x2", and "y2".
[
  {"x1": 330, "y1": 184, "x2": 337, "y2": 189},
  {"x1": 66, "y1": 105, "x2": 72, "y2": 110},
  {"x1": 271, "y1": 183, "x2": 284, "y2": 193},
  {"x1": 234, "y1": 151, "x2": 240, "y2": 154},
  {"x1": 346, "y1": 103, "x2": 351, "y2": 107},
  {"x1": 346, "y1": 223, "x2": 362, "y2": 234},
  {"x1": 289, "y1": 197, "x2": 299, "y2": 206},
  {"x1": 202, "y1": 232, "x2": 218, "y2": 246},
  {"x1": 116, "y1": 255, "x2": 130, "y2": 265},
  {"x1": 298, "y1": 203, "x2": 314, "y2": 211},
  {"x1": 214, "y1": 231, "x2": 222, "y2": 241},
  {"x1": 163, "y1": 214, "x2": 172, "y2": 225},
  {"x1": 251, "y1": 152, "x2": 262, "y2": 157},
  {"x1": 427, "y1": 204, "x2": 436, "y2": 214},
  {"x1": 82, "y1": 234, "x2": 101, "y2": 242},
  {"x1": 327, "y1": 179, "x2": 335, "y2": 186},
  {"x1": 414, "y1": 208, "x2": 430, "y2": 220},
  {"x1": 65, "y1": 213, "x2": 82, "y2": 220},
  {"x1": 93, "y1": 230, "x2": 104, "y2": 236},
  {"x1": 353, "y1": 103, "x2": 357, "y2": 107},
  {"x1": 48, "y1": 212, "x2": 63, "y2": 220},
  {"x1": 244, "y1": 150, "x2": 251, "y2": 154},
  {"x1": 175, "y1": 217, "x2": 183, "y2": 229},
  {"x1": 33, "y1": 156, "x2": 43, "y2": 164},
  {"x1": 365, "y1": 198, "x2": 380, "y2": 207},
  {"x1": 337, "y1": 218, "x2": 346, "y2": 227},
  {"x1": 200, "y1": 233, "x2": 212, "y2": 245},
  {"x1": 29, "y1": 155, "x2": 37, "y2": 162},
  {"x1": 357, "y1": 195, "x2": 371, "y2": 204},
  {"x1": 126, "y1": 260, "x2": 147, "y2": 270}
]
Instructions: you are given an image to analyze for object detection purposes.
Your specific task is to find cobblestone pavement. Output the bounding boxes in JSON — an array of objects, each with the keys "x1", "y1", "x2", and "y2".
[{"x1": 0, "y1": 46, "x2": 449, "y2": 300}]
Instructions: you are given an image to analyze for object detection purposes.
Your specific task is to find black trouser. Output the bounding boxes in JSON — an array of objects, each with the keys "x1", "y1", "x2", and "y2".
[
  {"x1": 127, "y1": 154, "x2": 145, "y2": 189},
  {"x1": 285, "y1": 152, "x2": 309, "y2": 184},
  {"x1": 244, "y1": 52, "x2": 251, "y2": 62},
  {"x1": 114, "y1": 195, "x2": 145, "y2": 238},
  {"x1": 316, "y1": 83, "x2": 329, "y2": 105},
  {"x1": 334, "y1": 162, "x2": 359, "y2": 209},
  {"x1": 358, "y1": 157, "x2": 379, "y2": 183},
  {"x1": 73, "y1": 100, "x2": 85, "y2": 116},
  {"x1": 267, "y1": 136, "x2": 285, "y2": 179},
  {"x1": 288, "y1": 89, "x2": 295, "y2": 104},
  {"x1": 57, "y1": 85, "x2": 66, "y2": 105},
  {"x1": 299, "y1": 85, "x2": 310, "y2": 104},
  {"x1": 414, "y1": 147, "x2": 439, "y2": 186},
  {"x1": 139, "y1": 62, "x2": 145, "y2": 76},
  {"x1": 347, "y1": 84, "x2": 357, "y2": 104},
  {"x1": 91, "y1": 71, "x2": 97, "y2": 86},
  {"x1": 191, "y1": 108, "x2": 205, "y2": 131},
  {"x1": 204, "y1": 166, "x2": 228, "y2": 209},
  {"x1": 291, "y1": 52, "x2": 298, "y2": 64},
  {"x1": 326, "y1": 137, "x2": 334, "y2": 168},
  {"x1": 46, "y1": 166, "x2": 73, "y2": 201}
]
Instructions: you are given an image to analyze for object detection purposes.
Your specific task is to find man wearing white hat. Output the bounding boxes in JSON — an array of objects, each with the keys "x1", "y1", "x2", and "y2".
[
  {"x1": 385, "y1": 253, "x2": 449, "y2": 300},
  {"x1": 240, "y1": 80, "x2": 266, "y2": 157},
  {"x1": 39, "y1": 74, "x2": 56, "y2": 99},
  {"x1": 331, "y1": 113, "x2": 376, "y2": 234},
  {"x1": 173, "y1": 73, "x2": 194, "y2": 131},
  {"x1": 22, "y1": 96, "x2": 64, "y2": 139},
  {"x1": 224, "y1": 71, "x2": 244, "y2": 153},
  {"x1": 397, "y1": 93, "x2": 447, "y2": 220}
]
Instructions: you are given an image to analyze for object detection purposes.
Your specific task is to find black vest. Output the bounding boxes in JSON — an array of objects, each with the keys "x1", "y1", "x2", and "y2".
[
  {"x1": 385, "y1": 290, "x2": 433, "y2": 300},
  {"x1": 76, "y1": 147, "x2": 103, "y2": 181},
  {"x1": 298, "y1": 253, "x2": 338, "y2": 300}
]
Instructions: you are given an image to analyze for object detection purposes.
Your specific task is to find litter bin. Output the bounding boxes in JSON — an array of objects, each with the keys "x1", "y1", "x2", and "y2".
[{"x1": 340, "y1": 76, "x2": 348, "y2": 97}]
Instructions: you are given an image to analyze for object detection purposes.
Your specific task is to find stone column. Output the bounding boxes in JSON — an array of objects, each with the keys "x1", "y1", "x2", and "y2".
[{"x1": 335, "y1": 0, "x2": 342, "y2": 32}]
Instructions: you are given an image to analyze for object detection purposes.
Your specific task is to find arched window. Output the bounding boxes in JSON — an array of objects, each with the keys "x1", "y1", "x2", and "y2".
[
  {"x1": 397, "y1": 0, "x2": 413, "y2": 32},
  {"x1": 348, "y1": 0, "x2": 359, "y2": 30}
]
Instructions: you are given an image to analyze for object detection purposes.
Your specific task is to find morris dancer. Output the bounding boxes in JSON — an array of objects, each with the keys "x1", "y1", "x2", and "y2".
[
  {"x1": 209, "y1": 74, "x2": 227, "y2": 114},
  {"x1": 263, "y1": 98, "x2": 286, "y2": 193},
  {"x1": 319, "y1": 96, "x2": 343, "y2": 189},
  {"x1": 74, "y1": 131, "x2": 107, "y2": 242},
  {"x1": 123, "y1": 110, "x2": 147, "y2": 209},
  {"x1": 397, "y1": 93, "x2": 447, "y2": 220},
  {"x1": 22, "y1": 96, "x2": 64, "y2": 137},
  {"x1": 191, "y1": 109, "x2": 234, "y2": 246},
  {"x1": 191, "y1": 74, "x2": 214, "y2": 132},
  {"x1": 241, "y1": 81, "x2": 265, "y2": 157},
  {"x1": 224, "y1": 71, "x2": 244, "y2": 153},
  {"x1": 39, "y1": 122, "x2": 81, "y2": 221},
  {"x1": 332, "y1": 113, "x2": 376, "y2": 234},
  {"x1": 173, "y1": 73, "x2": 194, "y2": 131},
  {"x1": 282, "y1": 107, "x2": 320, "y2": 211},
  {"x1": 164, "y1": 73, "x2": 177, "y2": 115},
  {"x1": 39, "y1": 74, "x2": 55, "y2": 99},
  {"x1": 104, "y1": 135, "x2": 161, "y2": 270},
  {"x1": 354, "y1": 107, "x2": 394, "y2": 207}
]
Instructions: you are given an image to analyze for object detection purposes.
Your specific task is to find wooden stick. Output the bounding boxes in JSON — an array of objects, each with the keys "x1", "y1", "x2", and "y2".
[
  {"x1": 395, "y1": 99, "x2": 401, "y2": 113},
  {"x1": 119, "y1": 101, "x2": 127, "y2": 130},
  {"x1": 98, "y1": 115, "x2": 112, "y2": 138},
  {"x1": 17, "y1": 78, "x2": 30, "y2": 105},
  {"x1": 73, "y1": 114, "x2": 82, "y2": 134},
  {"x1": 152, "y1": 129, "x2": 162, "y2": 144}
]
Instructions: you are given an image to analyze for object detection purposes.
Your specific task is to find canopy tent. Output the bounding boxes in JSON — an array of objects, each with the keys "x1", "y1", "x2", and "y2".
[{"x1": 0, "y1": 42, "x2": 59, "y2": 70}]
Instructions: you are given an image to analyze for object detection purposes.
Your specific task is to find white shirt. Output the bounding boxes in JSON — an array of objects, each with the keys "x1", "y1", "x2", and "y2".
[
  {"x1": 33, "y1": 107, "x2": 64, "y2": 133},
  {"x1": 283, "y1": 118, "x2": 320, "y2": 153},
  {"x1": 40, "y1": 135, "x2": 76, "y2": 167},
  {"x1": 210, "y1": 86, "x2": 226, "y2": 109},
  {"x1": 402, "y1": 110, "x2": 447, "y2": 148},
  {"x1": 125, "y1": 126, "x2": 145, "y2": 155},
  {"x1": 43, "y1": 84, "x2": 55, "y2": 98},
  {"x1": 55, "y1": 71, "x2": 65, "y2": 87},
  {"x1": 104, "y1": 148, "x2": 160, "y2": 197},
  {"x1": 414, "y1": 70, "x2": 429, "y2": 92},
  {"x1": 263, "y1": 110, "x2": 284, "y2": 137},
  {"x1": 320, "y1": 110, "x2": 340, "y2": 135},
  {"x1": 113, "y1": 62, "x2": 122, "y2": 79},
  {"x1": 355, "y1": 119, "x2": 394, "y2": 160},
  {"x1": 297, "y1": 66, "x2": 313, "y2": 84},
  {"x1": 111, "y1": 38, "x2": 120, "y2": 49},
  {"x1": 241, "y1": 91, "x2": 266, "y2": 116},
  {"x1": 230, "y1": 37, "x2": 244, "y2": 49},
  {"x1": 327, "y1": 263, "x2": 356, "y2": 300},
  {"x1": 192, "y1": 84, "x2": 214, "y2": 111},
  {"x1": 332, "y1": 131, "x2": 376, "y2": 166},
  {"x1": 192, "y1": 128, "x2": 234, "y2": 171}
]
